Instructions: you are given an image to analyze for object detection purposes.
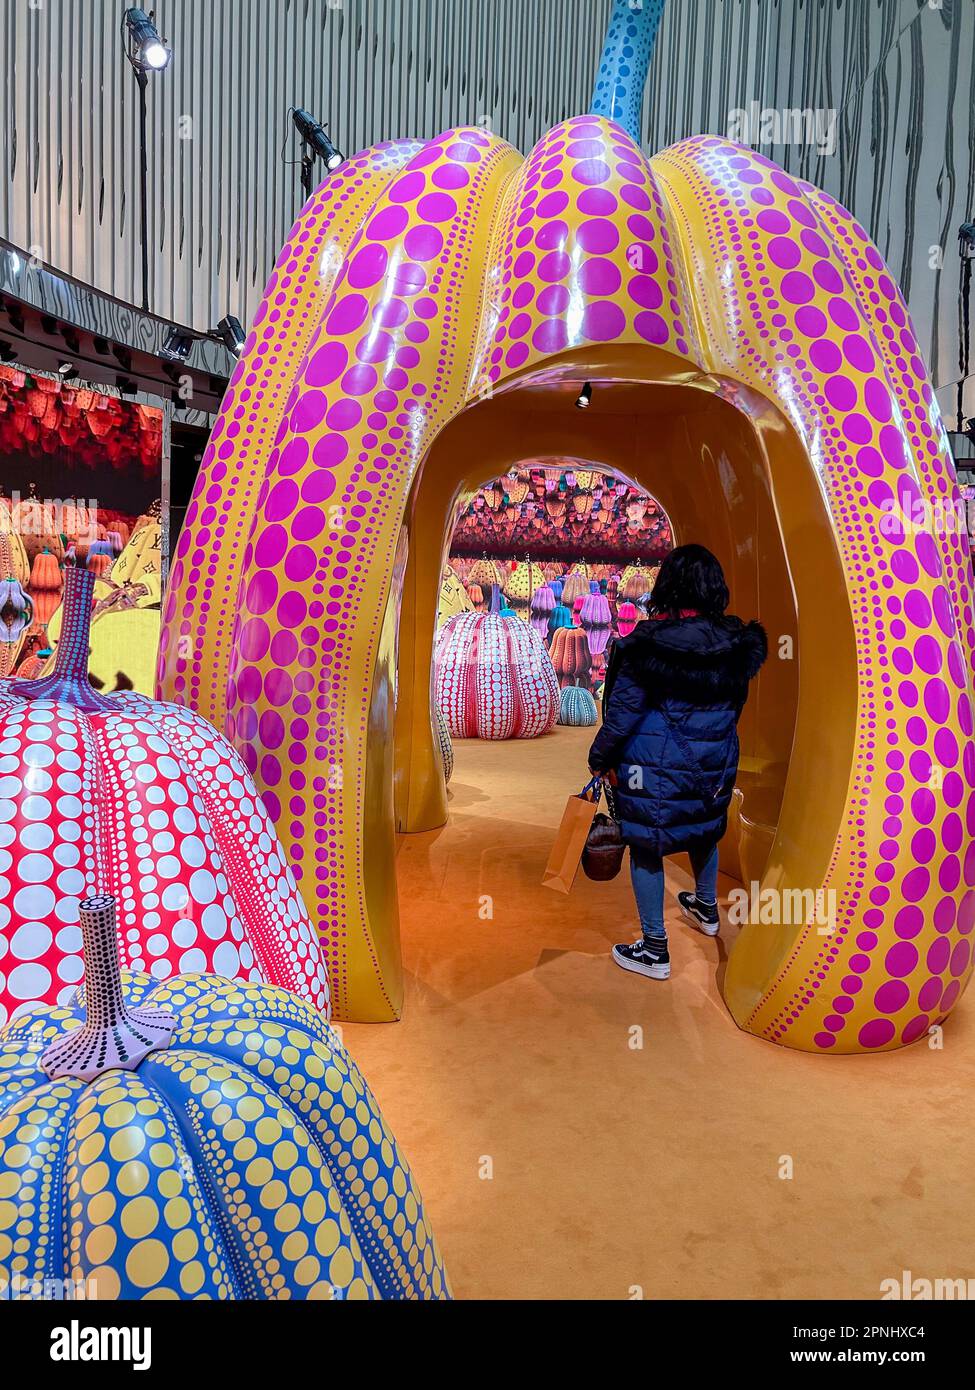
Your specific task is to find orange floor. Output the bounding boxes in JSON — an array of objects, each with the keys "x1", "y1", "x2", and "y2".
[{"x1": 343, "y1": 725, "x2": 975, "y2": 1301}]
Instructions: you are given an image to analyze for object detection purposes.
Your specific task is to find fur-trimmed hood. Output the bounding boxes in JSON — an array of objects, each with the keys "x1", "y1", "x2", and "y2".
[{"x1": 611, "y1": 615, "x2": 768, "y2": 705}]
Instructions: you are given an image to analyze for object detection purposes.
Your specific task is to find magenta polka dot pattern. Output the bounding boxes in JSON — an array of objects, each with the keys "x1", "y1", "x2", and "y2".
[
  {"x1": 157, "y1": 118, "x2": 974, "y2": 1044},
  {"x1": 654, "y1": 136, "x2": 974, "y2": 1051},
  {"x1": 158, "y1": 139, "x2": 424, "y2": 730},
  {"x1": 468, "y1": 118, "x2": 699, "y2": 392}
]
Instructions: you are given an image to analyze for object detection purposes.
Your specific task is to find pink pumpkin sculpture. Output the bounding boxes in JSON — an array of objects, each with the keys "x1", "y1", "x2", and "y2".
[
  {"x1": 0, "y1": 565, "x2": 330, "y2": 1026},
  {"x1": 435, "y1": 611, "x2": 558, "y2": 740}
]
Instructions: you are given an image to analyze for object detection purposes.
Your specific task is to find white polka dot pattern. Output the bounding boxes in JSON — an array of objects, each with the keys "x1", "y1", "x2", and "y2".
[
  {"x1": 434, "y1": 612, "x2": 559, "y2": 740},
  {"x1": 0, "y1": 593, "x2": 330, "y2": 1026}
]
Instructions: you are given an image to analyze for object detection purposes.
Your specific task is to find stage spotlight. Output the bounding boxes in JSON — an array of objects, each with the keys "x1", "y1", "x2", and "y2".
[
  {"x1": 575, "y1": 382, "x2": 593, "y2": 410},
  {"x1": 213, "y1": 315, "x2": 246, "y2": 357},
  {"x1": 56, "y1": 361, "x2": 78, "y2": 381},
  {"x1": 0, "y1": 341, "x2": 17, "y2": 363},
  {"x1": 292, "y1": 108, "x2": 344, "y2": 170},
  {"x1": 122, "y1": 8, "x2": 172, "y2": 72},
  {"x1": 161, "y1": 327, "x2": 194, "y2": 362}
]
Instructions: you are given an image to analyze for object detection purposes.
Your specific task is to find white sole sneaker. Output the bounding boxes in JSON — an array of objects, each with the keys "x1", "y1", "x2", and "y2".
[
  {"x1": 612, "y1": 945, "x2": 671, "y2": 979},
  {"x1": 680, "y1": 903, "x2": 720, "y2": 938}
]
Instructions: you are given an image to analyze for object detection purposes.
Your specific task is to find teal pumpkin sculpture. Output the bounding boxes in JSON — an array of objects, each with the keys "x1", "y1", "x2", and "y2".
[
  {"x1": 548, "y1": 603, "x2": 574, "y2": 636},
  {"x1": 0, "y1": 895, "x2": 449, "y2": 1301},
  {"x1": 558, "y1": 684, "x2": 599, "y2": 728}
]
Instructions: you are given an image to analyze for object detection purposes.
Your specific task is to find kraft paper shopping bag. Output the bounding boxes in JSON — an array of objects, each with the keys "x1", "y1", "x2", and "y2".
[{"x1": 542, "y1": 778, "x2": 602, "y2": 894}]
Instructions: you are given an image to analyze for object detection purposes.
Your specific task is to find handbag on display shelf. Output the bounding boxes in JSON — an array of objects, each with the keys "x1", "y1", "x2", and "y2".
[{"x1": 542, "y1": 776, "x2": 603, "y2": 894}]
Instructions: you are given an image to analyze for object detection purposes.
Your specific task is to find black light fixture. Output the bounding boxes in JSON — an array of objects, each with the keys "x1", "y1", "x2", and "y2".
[
  {"x1": 0, "y1": 341, "x2": 17, "y2": 363},
  {"x1": 56, "y1": 361, "x2": 78, "y2": 381},
  {"x1": 213, "y1": 315, "x2": 246, "y2": 357},
  {"x1": 121, "y1": 8, "x2": 172, "y2": 314},
  {"x1": 575, "y1": 382, "x2": 593, "y2": 410},
  {"x1": 161, "y1": 327, "x2": 194, "y2": 362},
  {"x1": 291, "y1": 107, "x2": 344, "y2": 200},
  {"x1": 956, "y1": 221, "x2": 975, "y2": 436},
  {"x1": 122, "y1": 7, "x2": 171, "y2": 71}
]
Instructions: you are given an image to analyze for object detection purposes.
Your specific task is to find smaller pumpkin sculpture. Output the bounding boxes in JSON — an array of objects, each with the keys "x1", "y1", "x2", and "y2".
[
  {"x1": 435, "y1": 611, "x2": 558, "y2": 740},
  {"x1": 27, "y1": 547, "x2": 63, "y2": 625},
  {"x1": 548, "y1": 601, "x2": 573, "y2": 637},
  {"x1": 549, "y1": 626, "x2": 591, "y2": 688},
  {"x1": 616, "y1": 600, "x2": 645, "y2": 638},
  {"x1": 0, "y1": 564, "x2": 330, "y2": 1023},
  {"x1": 560, "y1": 572, "x2": 589, "y2": 606},
  {"x1": 85, "y1": 541, "x2": 114, "y2": 580},
  {"x1": 0, "y1": 518, "x2": 30, "y2": 587},
  {"x1": 0, "y1": 894, "x2": 449, "y2": 1301},
  {"x1": 467, "y1": 556, "x2": 503, "y2": 591},
  {"x1": 557, "y1": 684, "x2": 599, "y2": 727},
  {"x1": 0, "y1": 577, "x2": 32, "y2": 647},
  {"x1": 529, "y1": 584, "x2": 555, "y2": 641},
  {"x1": 504, "y1": 558, "x2": 545, "y2": 609},
  {"x1": 619, "y1": 562, "x2": 658, "y2": 603},
  {"x1": 579, "y1": 592, "x2": 613, "y2": 655}
]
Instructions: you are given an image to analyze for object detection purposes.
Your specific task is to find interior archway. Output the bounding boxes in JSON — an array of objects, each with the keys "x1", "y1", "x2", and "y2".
[{"x1": 390, "y1": 350, "x2": 856, "y2": 1030}]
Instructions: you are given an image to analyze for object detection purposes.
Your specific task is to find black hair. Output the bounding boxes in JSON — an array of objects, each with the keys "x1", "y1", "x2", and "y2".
[{"x1": 646, "y1": 543, "x2": 729, "y2": 619}]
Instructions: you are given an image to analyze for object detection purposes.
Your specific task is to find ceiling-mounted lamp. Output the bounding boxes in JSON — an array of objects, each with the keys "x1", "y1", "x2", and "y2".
[
  {"x1": 161, "y1": 327, "x2": 195, "y2": 362},
  {"x1": 575, "y1": 382, "x2": 593, "y2": 410},
  {"x1": 213, "y1": 314, "x2": 246, "y2": 357}
]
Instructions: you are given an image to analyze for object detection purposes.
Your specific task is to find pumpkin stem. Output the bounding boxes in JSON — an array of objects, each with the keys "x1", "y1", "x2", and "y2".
[
  {"x1": 52, "y1": 563, "x2": 94, "y2": 679},
  {"x1": 589, "y1": 0, "x2": 666, "y2": 141},
  {"x1": 40, "y1": 895, "x2": 176, "y2": 1083},
  {"x1": 8, "y1": 562, "x2": 117, "y2": 711}
]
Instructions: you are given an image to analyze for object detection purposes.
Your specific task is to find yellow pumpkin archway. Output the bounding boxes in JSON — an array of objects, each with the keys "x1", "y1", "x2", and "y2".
[{"x1": 159, "y1": 115, "x2": 974, "y2": 1048}]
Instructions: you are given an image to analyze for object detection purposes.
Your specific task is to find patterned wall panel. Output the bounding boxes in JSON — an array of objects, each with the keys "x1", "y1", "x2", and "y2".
[
  {"x1": 643, "y1": 0, "x2": 975, "y2": 418},
  {"x1": 1, "y1": 0, "x2": 971, "y2": 419},
  {"x1": 0, "y1": 0, "x2": 611, "y2": 332}
]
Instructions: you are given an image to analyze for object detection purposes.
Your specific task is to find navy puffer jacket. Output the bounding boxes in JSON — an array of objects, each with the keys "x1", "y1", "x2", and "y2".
[{"x1": 588, "y1": 615, "x2": 767, "y2": 855}]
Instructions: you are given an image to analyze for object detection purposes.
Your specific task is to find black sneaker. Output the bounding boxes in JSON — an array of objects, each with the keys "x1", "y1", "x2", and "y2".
[
  {"x1": 612, "y1": 937, "x2": 671, "y2": 980},
  {"x1": 678, "y1": 891, "x2": 720, "y2": 937}
]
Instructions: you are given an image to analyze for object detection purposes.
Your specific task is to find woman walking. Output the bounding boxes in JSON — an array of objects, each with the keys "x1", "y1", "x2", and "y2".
[{"x1": 588, "y1": 544, "x2": 767, "y2": 979}]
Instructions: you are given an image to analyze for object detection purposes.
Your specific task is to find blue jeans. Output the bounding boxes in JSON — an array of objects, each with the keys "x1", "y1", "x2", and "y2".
[{"x1": 629, "y1": 842, "x2": 719, "y2": 940}]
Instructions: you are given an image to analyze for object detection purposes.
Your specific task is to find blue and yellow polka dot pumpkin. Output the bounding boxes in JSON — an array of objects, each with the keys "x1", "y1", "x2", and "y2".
[{"x1": 0, "y1": 895, "x2": 449, "y2": 1300}]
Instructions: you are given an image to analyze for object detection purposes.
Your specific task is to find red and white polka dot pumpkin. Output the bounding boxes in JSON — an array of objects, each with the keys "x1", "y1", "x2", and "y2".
[
  {"x1": 435, "y1": 611, "x2": 558, "y2": 740},
  {"x1": 0, "y1": 567, "x2": 329, "y2": 1026}
]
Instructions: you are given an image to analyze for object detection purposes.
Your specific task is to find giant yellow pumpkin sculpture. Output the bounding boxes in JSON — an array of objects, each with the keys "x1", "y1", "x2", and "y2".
[{"x1": 159, "y1": 0, "x2": 974, "y2": 1049}]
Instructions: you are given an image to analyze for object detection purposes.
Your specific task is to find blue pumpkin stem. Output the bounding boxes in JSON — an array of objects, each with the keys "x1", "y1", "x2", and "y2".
[{"x1": 589, "y1": 0, "x2": 667, "y2": 141}]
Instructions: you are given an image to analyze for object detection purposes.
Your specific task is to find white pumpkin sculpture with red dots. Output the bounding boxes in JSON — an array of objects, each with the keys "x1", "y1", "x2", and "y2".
[
  {"x1": 435, "y1": 611, "x2": 558, "y2": 740},
  {"x1": 0, "y1": 565, "x2": 330, "y2": 1025}
]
